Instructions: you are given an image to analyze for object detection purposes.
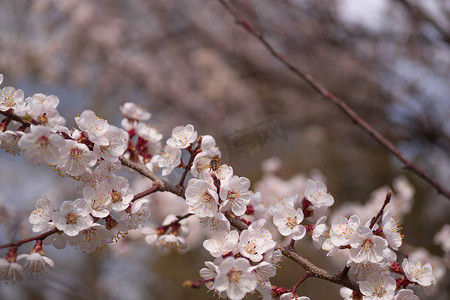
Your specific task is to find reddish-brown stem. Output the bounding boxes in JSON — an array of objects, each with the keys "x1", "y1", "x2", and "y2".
[
  {"x1": 216, "y1": 0, "x2": 450, "y2": 200},
  {"x1": 178, "y1": 143, "x2": 201, "y2": 187},
  {"x1": 184, "y1": 278, "x2": 214, "y2": 289},
  {"x1": 369, "y1": 191, "x2": 392, "y2": 229},
  {"x1": 174, "y1": 213, "x2": 194, "y2": 224},
  {"x1": 132, "y1": 183, "x2": 161, "y2": 202},
  {"x1": 0, "y1": 228, "x2": 58, "y2": 250},
  {"x1": 292, "y1": 272, "x2": 312, "y2": 291}
]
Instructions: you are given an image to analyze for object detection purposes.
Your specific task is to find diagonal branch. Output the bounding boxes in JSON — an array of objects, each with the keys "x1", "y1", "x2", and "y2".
[
  {"x1": 119, "y1": 156, "x2": 185, "y2": 197},
  {"x1": 225, "y1": 212, "x2": 360, "y2": 292},
  {"x1": 216, "y1": 0, "x2": 450, "y2": 200}
]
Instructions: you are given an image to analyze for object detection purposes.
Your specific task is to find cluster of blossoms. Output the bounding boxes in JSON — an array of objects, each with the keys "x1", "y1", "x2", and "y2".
[
  {"x1": 0, "y1": 74, "x2": 447, "y2": 300},
  {"x1": 0, "y1": 75, "x2": 159, "y2": 282}
]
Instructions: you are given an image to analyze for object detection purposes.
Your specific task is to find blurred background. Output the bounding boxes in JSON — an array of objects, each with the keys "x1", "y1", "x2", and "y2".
[{"x1": 0, "y1": 0, "x2": 449, "y2": 299}]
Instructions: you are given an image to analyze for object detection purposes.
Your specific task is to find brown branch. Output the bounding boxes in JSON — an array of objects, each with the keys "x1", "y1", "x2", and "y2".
[
  {"x1": 119, "y1": 156, "x2": 185, "y2": 198},
  {"x1": 0, "y1": 228, "x2": 58, "y2": 250},
  {"x1": 132, "y1": 183, "x2": 161, "y2": 201},
  {"x1": 216, "y1": 0, "x2": 450, "y2": 200},
  {"x1": 369, "y1": 191, "x2": 391, "y2": 229},
  {"x1": 178, "y1": 143, "x2": 200, "y2": 187},
  {"x1": 224, "y1": 213, "x2": 360, "y2": 293}
]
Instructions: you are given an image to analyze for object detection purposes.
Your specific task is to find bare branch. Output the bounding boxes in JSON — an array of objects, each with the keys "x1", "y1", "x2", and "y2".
[
  {"x1": 216, "y1": 0, "x2": 450, "y2": 200},
  {"x1": 0, "y1": 228, "x2": 58, "y2": 250}
]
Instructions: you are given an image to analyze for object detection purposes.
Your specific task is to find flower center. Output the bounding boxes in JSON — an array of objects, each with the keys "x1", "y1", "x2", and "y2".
[
  {"x1": 38, "y1": 135, "x2": 49, "y2": 147},
  {"x1": 227, "y1": 268, "x2": 242, "y2": 283},
  {"x1": 201, "y1": 192, "x2": 215, "y2": 204},
  {"x1": 37, "y1": 113, "x2": 48, "y2": 125},
  {"x1": 70, "y1": 148, "x2": 83, "y2": 159},
  {"x1": 373, "y1": 285, "x2": 386, "y2": 297},
  {"x1": 65, "y1": 212, "x2": 79, "y2": 224},
  {"x1": 362, "y1": 238, "x2": 374, "y2": 251},
  {"x1": 111, "y1": 190, "x2": 122, "y2": 203},
  {"x1": 287, "y1": 216, "x2": 298, "y2": 229}
]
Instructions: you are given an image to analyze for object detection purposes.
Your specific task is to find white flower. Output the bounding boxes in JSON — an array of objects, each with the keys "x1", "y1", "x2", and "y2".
[
  {"x1": 280, "y1": 293, "x2": 310, "y2": 300},
  {"x1": 238, "y1": 219, "x2": 276, "y2": 262},
  {"x1": 219, "y1": 175, "x2": 252, "y2": 216},
  {"x1": 29, "y1": 195, "x2": 54, "y2": 233},
  {"x1": 52, "y1": 199, "x2": 93, "y2": 236},
  {"x1": 108, "y1": 176, "x2": 134, "y2": 212},
  {"x1": 381, "y1": 211, "x2": 402, "y2": 250},
  {"x1": 18, "y1": 125, "x2": 66, "y2": 165},
  {"x1": 93, "y1": 160, "x2": 122, "y2": 182},
  {"x1": 0, "y1": 86, "x2": 25, "y2": 111},
  {"x1": 26, "y1": 103, "x2": 61, "y2": 130},
  {"x1": 43, "y1": 232, "x2": 67, "y2": 249},
  {"x1": 200, "y1": 135, "x2": 217, "y2": 152},
  {"x1": 120, "y1": 102, "x2": 151, "y2": 121},
  {"x1": 66, "y1": 224, "x2": 112, "y2": 253},
  {"x1": 349, "y1": 225, "x2": 388, "y2": 264},
  {"x1": 214, "y1": 257, "x2": 257, "y2": 300},
  {"x1": 126, "y1": 198, "x2": 151, "y2": 229},
  {"x1": 434, "y1": 223, "x2": 450, "y2": 254},
  {"x1": 252, "y1": 261, "x2": 276, "y2": 283},
  {"x1": 167, "y1": 124, "x2": 197, "y2": 149},
  {"x1": 199, "y1": 261, "x2": 218, "y2": 291},
  {"x1": 402, "y1": 256, "x2": 435, "y2": 287},
  {"x1": 200, "y1": 213, "x2": 231, "y2": 232},
  {"x1": 273, "y1": 207, "x2": 306, "y2": 240},
  {"x1": 58, "y1": 140, "x2": 97, "y2": 176},
  {"x1": 359, "y1": 273, "x2": 396, "y2": 300},
  {"x1": 312, "y1": 216, "x2": 329, "y2": 249},
  {"x1": 25, "y1": 93, "x2": 59, "y2": 108},
  {"x1": 0, "y1": 258, "x2": 23, "y2": 284},
  {"x1": 159, "y1": 234, "x2": 187, "y2": 250},
  {"x1": 203, "y1": 230, "x2": 239, "y2": 257},
  {"x1": 268, "y1": 194, "x2": 298, "y2": 215},
  {"x1": 347, "y1": 260, "x2": 390, "y2": 281},
  {"x1": 304, "y1": 179, "x2": 334, "y2": 208},
  {"x1": 93, "y1": 125, "x2": 128, "y2": 162},
  {"x1": 191, "y1": 150, "x2": 221, "y2": 177},
  {"x1": 83, "y1": 182, "x2": 112, "y2": 218},
  {"x1": 185, "y1": 178, "x2": 219, "y2": 218},
  {"x1": 329, "y1": 215, "x2": 360, "y2": 247},
  {"x1": 393, "y1": 289, "x2": 419, "y2": 300},
  {"x1": 1, "y1": 130, "x2": 24, "y2": 155},
  {"x1": 75, "y1": 110, "x2": 110, "y2": 146},
  {"x1": 157, "y1": 144, "x2": 181, "y2": 176},
  {"x1": 135, "y1": 122, "x2": 163, "y2": 156},
  {"x1": 136, "y1": 122, "x2": 162, "y2": 142},
  {"x1": 16, "y1": 253, "x2": 54, "y2": 276},
  {"x1": 339, "y1": 287, "x2": 354, "y2": 300}
]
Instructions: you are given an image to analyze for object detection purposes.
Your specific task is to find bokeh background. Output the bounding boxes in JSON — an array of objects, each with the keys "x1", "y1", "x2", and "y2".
[{"x1": 0, "y1": 0, "x2": 449, "y2": 299}]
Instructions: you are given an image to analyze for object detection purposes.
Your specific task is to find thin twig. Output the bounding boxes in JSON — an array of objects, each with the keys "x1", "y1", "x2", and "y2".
[
  {"x1": 216, "y1": 0, "x2": 450, "y2": 200},
  {"x1": 369, "y1": 191, "x2": 392, "y2": 229},
  {"x1": 0, "y1": 228, "x2": 58, "y2": 250}
]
